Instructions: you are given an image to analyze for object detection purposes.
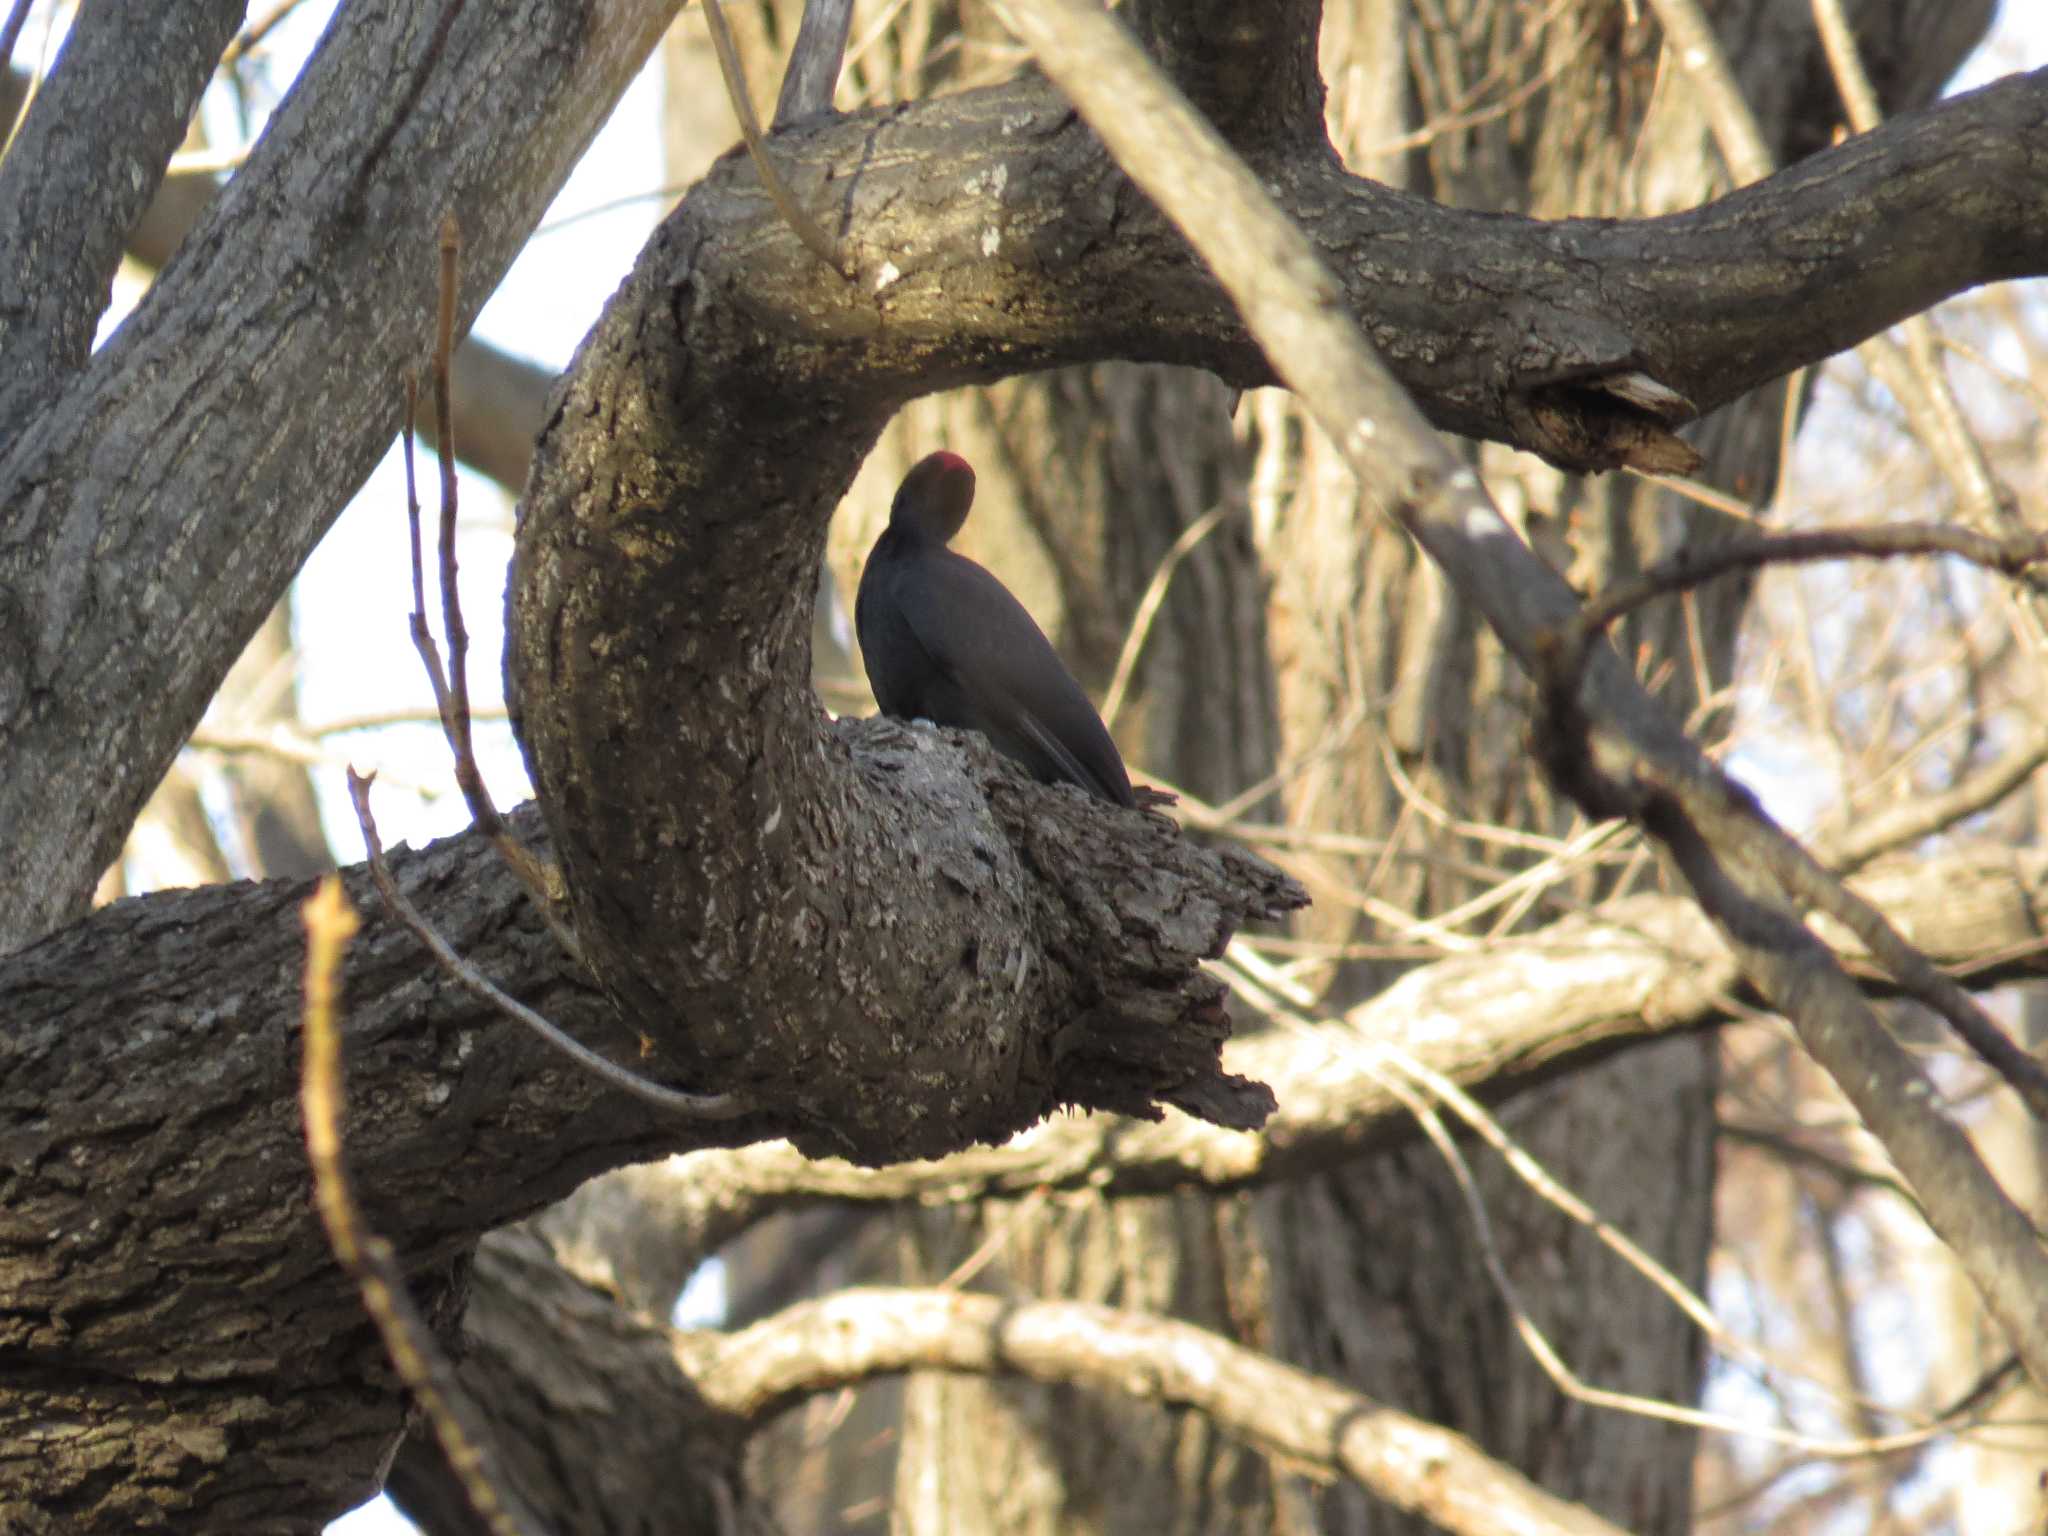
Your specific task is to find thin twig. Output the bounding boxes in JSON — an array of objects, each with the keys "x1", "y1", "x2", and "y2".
[
  {"x1": 1643, "y1": 0, "x2": 2006, "y2": 528},
  {"x1": 1625, "y1": 469, "x2": 1768, "y2": 524},
  {"x1": 1807, "y1": 0, "x2": 1883, "y2": 134},
  {"x1": 433, "y1": 216, "x2": 476, "y2": 784},
  {"x1": 1100, "y1": 502, "x2": 1233, "y2": 730},
  {"x1": 403, "y1": 374, "x2": 453, "y2": 710},
  {"x1": 1720, "y1": 1121, "x2": 1919, "y2": 1206},
  {"x1": 1821, "y1": 712, "x2": 2048, "y2": 874},
  {"x1": 1224, "y1": 954, "x2": 1986, "y2": 1459},
  {"x1": 222, "y1": 0, "x2": 319, "y2": 67},
  {"x1": 347, "y1": 771, "x2": 748, "y2": 1120},
  {"x1": 1568, "y1": 522, "x2": 2048, "y2": 669},
  {"x1": 702, "y1": 0, "x2": 849, "y2": 278},
  {"x1": 303, "y1": 704, "x2": 514, "y2": 736},
  {"x1": 403, "y1": 224, "x2": 583, "y2": 964},
  {"x1": 1390, "y1": 1051, "x2": 1978, "y2": 1460},
  {"x1": 299, "y1": 877, "x2": 548, "y2": 1536},
  {"x1": 1562, "y1": 512, "x2": 2048, "y2": 1112}
]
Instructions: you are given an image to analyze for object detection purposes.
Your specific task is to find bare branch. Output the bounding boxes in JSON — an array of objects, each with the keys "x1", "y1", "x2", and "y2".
[
  {"x1": 222, "y1": 0, "x2": 322, "y2": 71},
  {"x1": 681, "y1": 1287, "x2": 1639, "y2": 1536},
  {"x1": 1645, "y1": 0, "x2": 2005, "y2": 524},
  {"x1": 401, "y1": 233, "x2": 583, "y2": 962},
  {"x1": 1100, "y1": 502, "x2": 1235, "y2": 730},
  {"x1": 702, "y1": 0, "x2": 847, "y2": 276},
  {"x1": 1825, "y1": 715, "x2": 2048, "y2": 873},
  {"x1": 299, "y1": 878, "x2": 547, "y2": 1536},
  {"x1": 544, "y1": 841, "x2": 2048, "y2": 1289},
  {"x1": 1573, "y1": 524, "x2": 2048, "y2": 651}
]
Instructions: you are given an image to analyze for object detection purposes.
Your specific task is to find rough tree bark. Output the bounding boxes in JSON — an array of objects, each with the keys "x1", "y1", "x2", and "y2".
[
  {"x1": 1, "y1": 0, "x2": 2042, "y2": 1530},
  {"x1": 0, "y1": 0, "x2": 684, "y2": 948}
]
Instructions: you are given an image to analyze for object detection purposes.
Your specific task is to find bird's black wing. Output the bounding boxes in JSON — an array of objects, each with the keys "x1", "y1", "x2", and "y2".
[{"x1": 890, "y1": 549, "x2": 1134, "y2": 806}]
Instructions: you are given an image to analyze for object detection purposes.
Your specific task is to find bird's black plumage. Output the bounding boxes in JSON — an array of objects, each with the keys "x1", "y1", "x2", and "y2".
[{"x1": 856, "y1": 452, "x2": 1136, "y2": 808}]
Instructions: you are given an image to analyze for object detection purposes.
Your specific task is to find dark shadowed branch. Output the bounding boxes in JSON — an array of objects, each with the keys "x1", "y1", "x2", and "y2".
[
  {"x1": 347, "y1": 772, "x2": 744, "y2": 1117},
  {"x1": 536, "y1": 841, "x2": 2048, "y2": 1314},
  {"x1": 1571, "y1": 524, "x2": 2048, "y2": 648}
]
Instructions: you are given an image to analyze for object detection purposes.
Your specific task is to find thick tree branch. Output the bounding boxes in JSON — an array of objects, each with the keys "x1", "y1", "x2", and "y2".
[
  {"x1": 538, "y1": 842, "x2": 2048, "y2": 1315},
  {"x1": 0, "y1": 812, "x2": 749, "y2": 1534},
  {"x1": 389, "y1": 1228, "x2": 746, "y2": 1534},
  {"x1": 771, "y1": 0, "x2": 855, "y2": 127},
  {"x1": 73, "y1": 87, "x2": 553, "y2": 496},
  {"x1": 0, "y1": 0, "x2": 243, "y2": 440},
  {"x1": 0, "y1": 0, "x2": 685, "y2": 953},
  {"x1": 502, "y1": 61, "x2": 2048, "y2": 462}
]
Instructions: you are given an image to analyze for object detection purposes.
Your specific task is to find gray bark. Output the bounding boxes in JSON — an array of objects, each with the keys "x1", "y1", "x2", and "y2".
[
  {"x1": 6, "y1": 56, "x2": 557, "y2": 499},
  {"x1": 0, "y1": 0, "x2": 685, "y2": 950},
  {"x1": 0, "y1": 0, "x2": 246, "y2": 438}
]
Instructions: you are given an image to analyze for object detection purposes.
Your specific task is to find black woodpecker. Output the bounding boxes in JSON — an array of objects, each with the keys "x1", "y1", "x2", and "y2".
[{"x1": 856, "y1": 451, "x2": 1136, "y2": 807}]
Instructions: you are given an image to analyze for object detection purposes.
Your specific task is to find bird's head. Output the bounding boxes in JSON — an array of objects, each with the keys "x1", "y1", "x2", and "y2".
[{"x1": 889, "y1": 451, "x2": 977, "y2": 545}]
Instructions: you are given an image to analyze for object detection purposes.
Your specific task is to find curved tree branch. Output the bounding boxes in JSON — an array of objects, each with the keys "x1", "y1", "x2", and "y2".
[
  {"x1": 502, "y1": 21, "x2": 2048, "y2": 1177},
  {"x1": 7, "y1": 2, "x2": 2048, "y2": 1526},
  {"x1": 681, "y1": 1283, "x2": 1636, "y2": 1536}
]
